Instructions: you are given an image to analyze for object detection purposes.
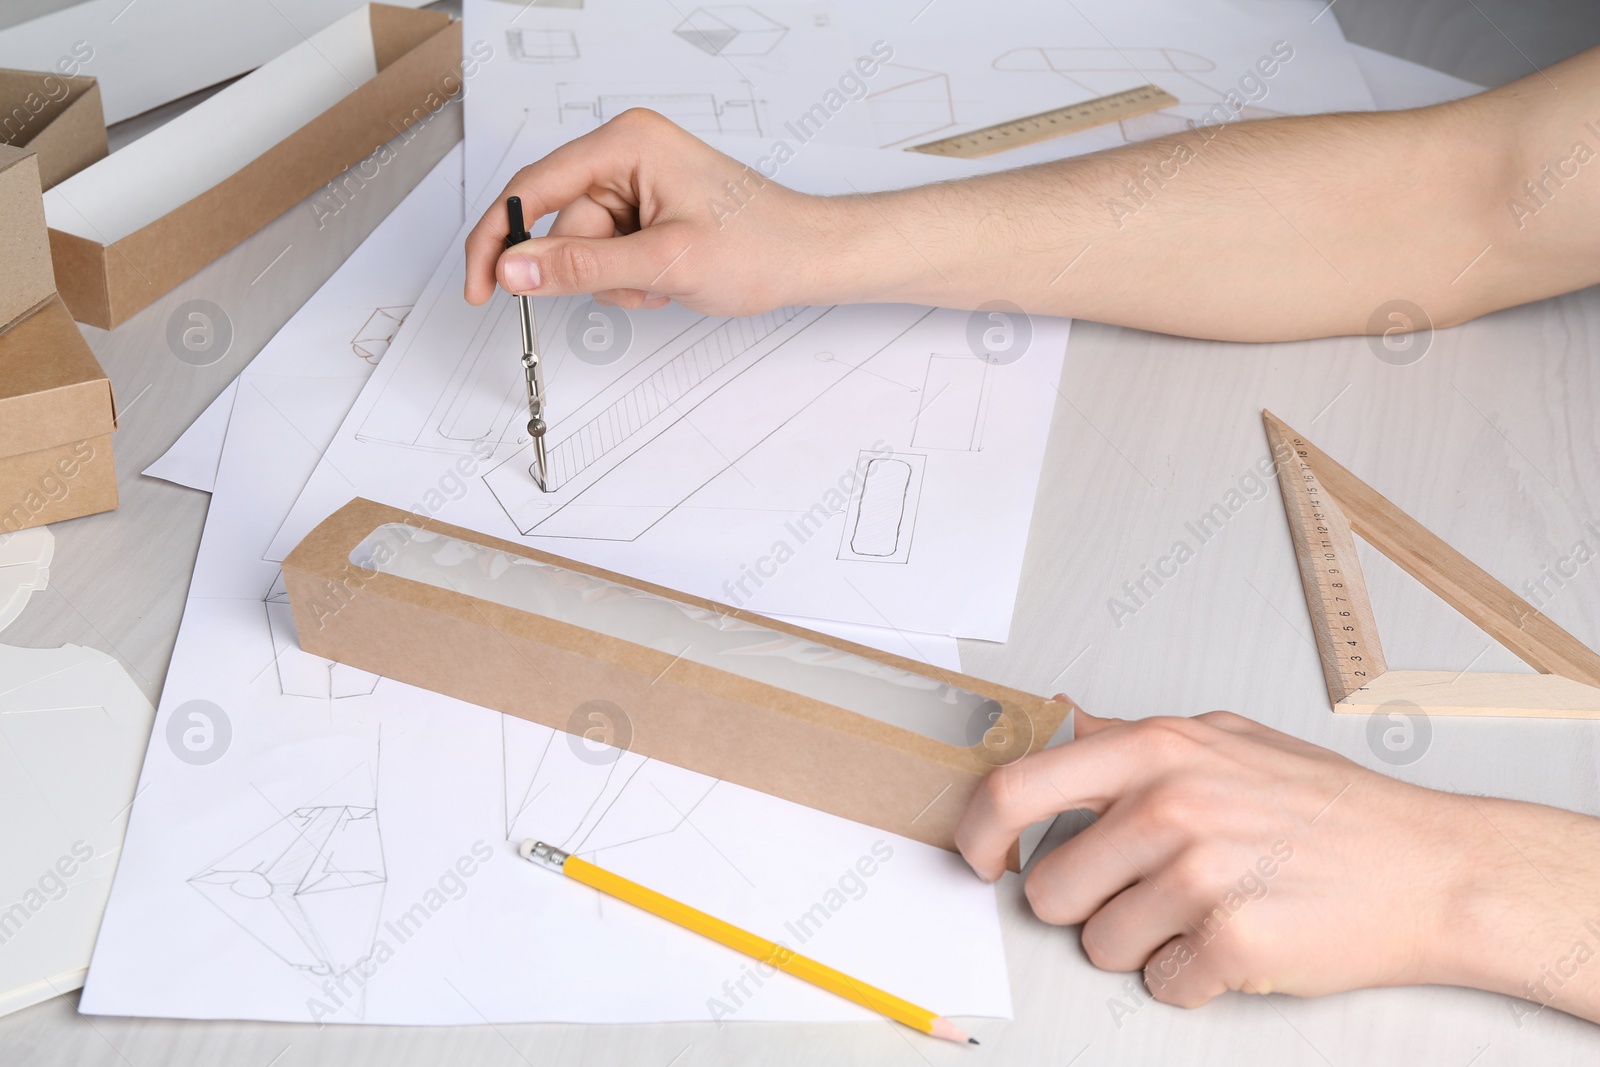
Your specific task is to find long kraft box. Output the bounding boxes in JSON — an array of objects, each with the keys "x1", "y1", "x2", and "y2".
[
  {"x1": 284, "y1": 498, "x2": 1068, "y2": 870},
  {"x1": 46, "y1": 5, "x2": 462, "y2": 329},
  {"x1": 0, "y1": 295, "x2": 117, "y2": 532}
]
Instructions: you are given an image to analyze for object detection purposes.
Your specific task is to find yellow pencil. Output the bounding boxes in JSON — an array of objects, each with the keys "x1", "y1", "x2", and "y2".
[{"x1": 518, "y1": 840, "x2": 976, "y2": 1045}]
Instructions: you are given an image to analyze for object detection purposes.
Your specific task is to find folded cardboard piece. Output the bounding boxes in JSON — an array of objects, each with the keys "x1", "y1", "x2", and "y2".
[
  {"x1": 43, "y1": 4, "x2": 462, "y2": 329},
  {"x1": 285, "y1": 498, "x2": 1069, "y2": 870},
  {"x1": 0, "y1": 68, "x2": 107, "y2": 191},
  {"x1": 0, "y1": 296, "x2": 118, "y2": 533}
]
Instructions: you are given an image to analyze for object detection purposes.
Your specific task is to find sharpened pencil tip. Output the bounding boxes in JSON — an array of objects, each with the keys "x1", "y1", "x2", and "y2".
[
  {"x1": 969, "y1": 1038, "x2": 979, "y2": 1045},
  {"x1": 930, "y1": 1018, "x2": 972, "y2": 1044}
]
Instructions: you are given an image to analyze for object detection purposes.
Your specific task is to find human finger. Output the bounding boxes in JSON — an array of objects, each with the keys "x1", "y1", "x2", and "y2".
[
  {"x1": 1080, "y1": 880, "x2": 1191, "y2": 973},
  {"x1": 956, "y1": 726, "x2": 1171, "y2": 882},
  {"x1": 464, "y1": 111, "x2": 672, "y2": 304},
  {"x1": 1021, "y1": 804, "x2": 1186, "y2": 926}
]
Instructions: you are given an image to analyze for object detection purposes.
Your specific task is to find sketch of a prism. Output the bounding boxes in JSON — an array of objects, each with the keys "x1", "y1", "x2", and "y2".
[
  {"x1": 866, "y1": 64, "x2": 956, "y2": 149},
  {"x1": 351, "y1": 305, "x2": 413, "y2": 365},
  {"x1": 265, "y1": 574, "x2": 381, "y2": 699},
  {"x1": 559, "y1": 81, "x2": 762, "y2": 137},
  {"x1": 508, "y1": 28, "x2": 580, "y2": 63},
  {"x1": 673, "y1": 6, "x2": 787, "y2": 56},
  {"x1": 190, "y1": 805, "x2": 386, "y2": 980}
]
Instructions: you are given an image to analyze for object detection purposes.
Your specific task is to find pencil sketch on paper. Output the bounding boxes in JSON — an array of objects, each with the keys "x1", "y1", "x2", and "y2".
[
  {"x1": 189, "y1": 759, "x2": 386, "y2": 1017},
  {"x1": 501, "y1": 714, "x2": 731, "y2": 872},
  {"x1": 263, "y1": 573, "x2": 380, "y2": 700},
  {"x1": 481, "y1": 307, "x2": 948, "y2": 545},
  {"x1": 482, "y1": 304, "x2": 831, "y2": 539},
  {"x1": 507, "y1": 28, "x2": 580, "y2": 63},
  {"x1": 355, "y1": 293, "x2": 578, "y2": 453},
  {"x1": 866, "y1": 64, "x2": 956, "y2": 149},
  {"x1": 992, "y1": 47, "x2": 1280, "y2": 142},
  {"x1": 912, "y1": 355, "x2": 992, "y2": 452},
  {"x1": 350, "y1": 306, "x2": 413, "y2": 365},
  {"x1": 672, "y1": 6, "x2": 788, "y2": 57},
  {"x1": 837, "y1": 450, "x2": 925, "y2": 564},
  {"x1": 557, "y1": 81, "x2": 763, "y2": 136}
]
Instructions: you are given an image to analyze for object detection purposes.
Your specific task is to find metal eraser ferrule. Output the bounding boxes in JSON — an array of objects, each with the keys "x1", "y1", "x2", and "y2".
[{"x1": 519, "y1": 839, "x2": 569, "y2": 872}]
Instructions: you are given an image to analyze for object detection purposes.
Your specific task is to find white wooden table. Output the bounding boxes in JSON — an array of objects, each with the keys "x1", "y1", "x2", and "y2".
[{"x1": 4, "y1": 1, "x2": 1600, "y2": 1063}]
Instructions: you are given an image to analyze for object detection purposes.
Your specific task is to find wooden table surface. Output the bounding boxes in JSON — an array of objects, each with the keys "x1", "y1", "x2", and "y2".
[{"x1": 3, "y1": 1, "x2": 1600, "y2": 1064}]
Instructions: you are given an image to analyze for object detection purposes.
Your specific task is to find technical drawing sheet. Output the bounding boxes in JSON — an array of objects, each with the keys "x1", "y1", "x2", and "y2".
[
  {"x1": 832, "y1": 0, "x2": 1375, "y2": 168},
  {"x1": 266, "y1": 126, "x2": 1067, "y2": 642},
  {"x1": 461, "y1": 0, "x2": 878, "y2": 197},
  {"x1": 80, "y1": 146, "x2": 1009, "y2": 1026},
  {"x1": 461, "y1": 0, "x2": 1377, "y2": 198}
]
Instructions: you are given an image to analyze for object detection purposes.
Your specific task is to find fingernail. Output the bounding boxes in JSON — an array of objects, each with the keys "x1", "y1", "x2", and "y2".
[{"x1": 503, "y1": 255, "x2": 539, "y2": 292}]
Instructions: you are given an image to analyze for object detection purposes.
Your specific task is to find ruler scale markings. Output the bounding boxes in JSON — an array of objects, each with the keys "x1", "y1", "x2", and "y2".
[
  {"x1": 1263, "y1": 410, "x2": 1600, "y2": 718},
  {"x1": 907, "y1": 84, "x2": 1180, "y2": 159},
  {"x1": 1266, "y1": 413, "x2": 1387, "y2": 703}
]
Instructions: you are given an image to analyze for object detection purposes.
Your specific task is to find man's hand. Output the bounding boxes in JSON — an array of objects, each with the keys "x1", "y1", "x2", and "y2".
[
  {"x1": 463, "y1": 109, "x2": 843, "y2": 317},
  {"x1": 465, "y1": 48, "x2": 1600, "y2": 342},
  {"x1": 957, "y1": 704, "x2": 1600, "y2": 1022}
]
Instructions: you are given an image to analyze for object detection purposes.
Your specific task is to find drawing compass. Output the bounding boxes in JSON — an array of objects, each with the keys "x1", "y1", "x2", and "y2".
[{"x1": 505, "y1": 196, "x2": 550, "y2": 492}]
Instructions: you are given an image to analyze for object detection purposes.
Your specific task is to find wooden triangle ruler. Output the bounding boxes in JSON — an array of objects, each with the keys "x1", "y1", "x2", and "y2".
[{"x1": 1263, "y1": 410, "x2": 1600, "y2": 718}]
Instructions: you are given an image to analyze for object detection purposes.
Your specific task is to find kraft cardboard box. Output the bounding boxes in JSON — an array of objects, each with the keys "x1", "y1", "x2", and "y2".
[
  {"x1": 0, "y1": 68, "x2": 107, "y2": 190},
  {"x1": 43, "y1": 5, "x2": 462, "y2": 329},
  {"x1": 0, "y1": 296, "x2": 118, "y2": 532},
  {"x1": 0, "y1": 145, "x2": 55, "y2": 329},
  {"x1": 285, "y1": 499, "x2": 1070, "y2": 870}
]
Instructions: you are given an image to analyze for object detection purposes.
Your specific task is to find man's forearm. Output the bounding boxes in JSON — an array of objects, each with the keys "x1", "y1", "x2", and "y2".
[
  {"x1": 818, "y1": 49, "x2": 1600, "y2": 342},
  {"x1": 1440, "y1": 794, "x2": 1600, "y2": 1025}
]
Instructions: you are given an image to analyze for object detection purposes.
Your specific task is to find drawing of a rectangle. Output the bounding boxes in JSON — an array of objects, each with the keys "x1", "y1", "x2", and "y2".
[
  {"x1": 912, "y1": 356, "x2": 987, "y2": 450},
  {"x1": 852, "y1": 460, "x2": 913, "y2": 556},
  {"x1": 839, "y1": 451, "x2": 924, "y2": 564},
  {"x1": 357, "y1": 293, "x2": 575, "y2": 453}
]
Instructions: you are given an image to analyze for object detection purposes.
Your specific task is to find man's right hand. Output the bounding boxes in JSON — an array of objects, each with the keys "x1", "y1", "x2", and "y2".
[{"x1": 463, "y1": 109, "x2": 851, "y2": 316}]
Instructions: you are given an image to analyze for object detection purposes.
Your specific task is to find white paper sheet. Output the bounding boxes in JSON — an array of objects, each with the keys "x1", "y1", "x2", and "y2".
[
  {"x1": 831, "y1": 0, "x2": 1375, "y2": 171},
  {"x1": 462, "y1": 0, "x2": 1378, "y2": 197},
  {"x1": 1350, "y1": 44, "x2": 1482, "y2": 109},
  {"x1": 0, "y1": 0, "x2": 427, "y2": 126},
  {"x1": 142, "y1": 381, "x2": 238, "y2": 492},
  {"x1": 137, "y1": 166, "x2": 962, "y2": 667},
  {"x1": 1224, "y1": 1, "x2": 1481, "y2": 108},
  {"x1": 0, "y1": 527, "x2": 155, "y2": 1018},
  {"x1": 460, "y1": 0, "x2": 881, "y2": 198},
  {"x1": 43, "y1": 8, "x2": 379, "y2": 244},
  {"x1": 267, "y1": 127, "x2": 1067, "y2": 642},
  {"x1": 81, "y1": 145, "x2": 1008, "y2": 1025}
]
